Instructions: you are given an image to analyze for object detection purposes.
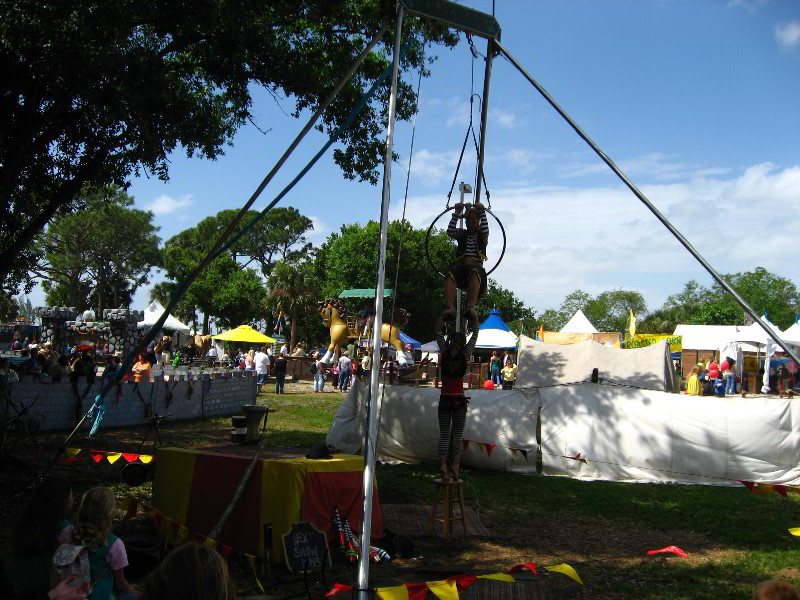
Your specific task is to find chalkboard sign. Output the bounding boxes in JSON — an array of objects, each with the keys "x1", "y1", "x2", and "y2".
[{"x1": 282, "y1": 521, "x2": 331, "y2": 573}]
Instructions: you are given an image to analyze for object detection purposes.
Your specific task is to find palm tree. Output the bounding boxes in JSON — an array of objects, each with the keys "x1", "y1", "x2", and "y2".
[{"x1": 266, "y1": 261, "x2": 320, "y2": 351}]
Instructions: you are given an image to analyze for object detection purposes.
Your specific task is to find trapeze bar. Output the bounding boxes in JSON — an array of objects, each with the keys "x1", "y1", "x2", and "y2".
[{"x1": 400, "y1": 0, "x2": 501, "y2": 40}]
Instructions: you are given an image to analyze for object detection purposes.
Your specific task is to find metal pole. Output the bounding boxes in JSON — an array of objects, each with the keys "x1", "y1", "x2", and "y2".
[
  {"x1": 358, "y1": 4, "x2": 403, "y2": 598},
  {"x1": 474, "y1": 39, "x2": 495, "y2": 204},
  {"x1": 494, "y1": 39, "x2": 800, "y2": 366}
]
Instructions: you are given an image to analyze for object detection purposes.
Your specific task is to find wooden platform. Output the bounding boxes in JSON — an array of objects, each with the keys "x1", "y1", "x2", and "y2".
[{"x1": 382, "y1": 502, "x2": 490, "y2": 537}]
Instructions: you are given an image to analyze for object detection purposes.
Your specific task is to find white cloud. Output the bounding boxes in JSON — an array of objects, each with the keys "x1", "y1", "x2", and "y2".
[
  {"x1": 490, "y1": 108, "x2": 522, "y2": 129},
  {"x1": 776, "y1": 21, "x2": 800, "y2": 49},
  {"x1": 560, "y1": 152, "x2": 731, "y2": 182},
  {"x1": 144, "y1": 194, "x2": 193, "y2": 215},
  {"x1": 306, "y1": 214, "x2": 329, "y2": 242},
  {"x1": 395, "y1": 163, "x2": 800, "y2": 312},
  {"x1": 727, "y1": 0, "x2": 769, "y2": 11}
]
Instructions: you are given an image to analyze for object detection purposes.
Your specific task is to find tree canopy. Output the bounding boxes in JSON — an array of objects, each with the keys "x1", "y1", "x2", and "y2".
[
  {"x1": 33, "y1": 186, "x2": 161, "y2": 315},
  {"x1": 315, "y1": 219, "x2": 456, "y2": 341},
  {"x1": 0, "y1": 0, "x2": 457, "y2": 295}
]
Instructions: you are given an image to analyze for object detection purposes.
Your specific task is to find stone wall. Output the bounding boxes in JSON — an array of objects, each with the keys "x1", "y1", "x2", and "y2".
[{"x1": 9, "y1": 370, "x2": 257, "y2": 431}]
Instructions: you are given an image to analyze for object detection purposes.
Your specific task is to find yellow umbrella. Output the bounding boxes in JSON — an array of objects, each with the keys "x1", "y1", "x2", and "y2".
[{"x1": 212, "y1": 325, "x2": 276, "y2": 344}]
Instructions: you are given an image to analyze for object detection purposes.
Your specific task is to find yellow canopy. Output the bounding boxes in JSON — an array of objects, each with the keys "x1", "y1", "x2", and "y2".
[{"x1": 212, "y1": 325, "x2": 275, "y2": 344}]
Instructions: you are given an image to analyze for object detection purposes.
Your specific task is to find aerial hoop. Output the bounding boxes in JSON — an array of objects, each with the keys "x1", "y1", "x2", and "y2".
[{"x1": 425, "y1": 206, "x2": 506, "y2": 279}]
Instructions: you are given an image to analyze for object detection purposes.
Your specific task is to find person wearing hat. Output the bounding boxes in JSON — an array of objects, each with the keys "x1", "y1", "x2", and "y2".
[{"x1": 442, "y1": 202, "x2": 489, "y2": 324}]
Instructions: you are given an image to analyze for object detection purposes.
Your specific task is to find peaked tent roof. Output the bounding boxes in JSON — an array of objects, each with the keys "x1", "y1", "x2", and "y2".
[
  {"x1": 733, "y1": 316, "x2": 800, "y2": 346},
  {"x1": 212, "y1": 325, "x2": 275, "y2": 343},
  {"x1": 560, "y1": 309, "x2": 598, "y2": 333},
  {"x1": 480, "y1": 308, "x2": 511, "y2": 332},
  {"x1": 783, "y1": 321, "x2": 800, "y2": 342},
  {"x1": 397, "y1": 330, "x2": 421, "y2": 349},
  {"x1": 138, "y1": 300, "x2": 191, "y2": 334}
]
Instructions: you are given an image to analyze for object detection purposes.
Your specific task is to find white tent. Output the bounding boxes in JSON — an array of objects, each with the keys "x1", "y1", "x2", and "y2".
[
  {"x1": 138, "y1": 300, "x2": 191, "y2": 334},
  {"x1": 326, "y1": 380, "x2": 800, "y2": 484},
  {"x1": 783, "y1": 322, "x2": 800, "y2": 342},
  {"x1": 560, "y1": 309, "x2": 598, "y2": 333},
  {"x1": 468, "y1": 308, "x2": 518, "y2": 349},
  {"x1": 733, "y1": 317, "x2": 800, "y2": 346},
  {"x1": 516, "y1": 335, "x2": 678, "y2": 392}
]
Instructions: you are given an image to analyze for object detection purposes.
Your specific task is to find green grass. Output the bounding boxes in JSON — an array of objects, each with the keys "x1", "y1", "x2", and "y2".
[{"x1": 15, "y1": 386, "x2": 800, "y2": 599}]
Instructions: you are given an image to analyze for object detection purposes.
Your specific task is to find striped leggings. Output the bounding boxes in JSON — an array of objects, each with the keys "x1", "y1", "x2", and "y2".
[{"x1": 438, "y1": 396, "x2": 468, "y2": 458}]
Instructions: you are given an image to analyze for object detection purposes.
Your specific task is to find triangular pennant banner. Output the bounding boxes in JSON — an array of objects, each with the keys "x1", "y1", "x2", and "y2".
[
  {"x1": 203, "y1": 538, "x2": 218, "y2": 550},
  {"x1": 427, "y1": 580, "x2": 458, "y2": 600},
  {"x1": 647, "y1": 546, "x2": 688, "y2": 558},
  {"x1": 485, "y1": 443, "x2": 495, "y2": 459},
  {"x1": 520, "y1": 449, "x2": 528, "y2": 460},
  {"x1": 478, "y1": 442, "x2": 486, "y2": 453},
  {"x1": 122, "y1": 453, "x2": 140, "y2": 463},
  {"x1": 478, "y1": 574, "x2": 515, "y2": 582},
  {"x1": 328, "y1": 584, "x2": 355, "y2": 598},
  {"x1": 406, "y1": 582, "x2": 429, "y2": 600},
  {"x1": 178, "y1": 525, "x2": 189, "y2": 541},
  {"x1": 544, "y1": 564, "x2": 583, "y2": 586},
  {"x1": 788, "y1": 528, "x2": 800, "y2": 537},
  {"x1": 64, "y1": 456, "x2": 80, "y2": 464},
  {"x1": 65, "y1": 447, "x2": 82, "y2": 456},
  {"x1": 775, "y1": 485, "x2": 789, "y2": 497},
  {"x1": 462, "y1": 439, "x2": 470, "y2": 451},
  {"x1": 507, "y1": 562, "x2": 537, "y2": 575},
  {"x1": 220, "y1": 544, "x2": 233, "y2": 558},
  {"x1": 738, "y1": 480, "x2": 757, "y2": 493},
  {"x1": 90, "y1": 451, "x2": 105, "y2": 463},
  {"x1": 376, "y1": 585, "x2": 409, "y2": 600},
  {"x1": 139, "y1": 455, "x2": 154, "y2": 464},
  {"x1": 106, "y1": 452, "x2": 122, "y2": 464},
  {"x1": 451, "y1": 575, "x2": 477, "y2": 592},
  {"x1": 759, "y1": 483, "x2": 775, "y2": 495}
]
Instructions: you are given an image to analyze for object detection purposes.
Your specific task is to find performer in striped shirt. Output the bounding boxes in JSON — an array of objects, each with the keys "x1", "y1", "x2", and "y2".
[
  {"x1": 443, "y1": 202, "x2": 489, "y2": 324},
  {"x1": 435, "y1": 312, "x2": 480, "y2": 482}
]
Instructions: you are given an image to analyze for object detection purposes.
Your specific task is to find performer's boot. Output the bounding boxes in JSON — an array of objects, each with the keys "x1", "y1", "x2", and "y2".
[{"x1": 321, "y1": 350, "x2": 334, "y2": 365}]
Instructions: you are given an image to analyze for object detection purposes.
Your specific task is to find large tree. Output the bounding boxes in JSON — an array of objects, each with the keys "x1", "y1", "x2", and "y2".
[
  {"x1": 315, "y1": 219, "x2": 456, "y2": 341},
  {"x1": 33, "y1": 186, "x2": 161, "y2": 314},
  {"x1": 266, "y1": 260, "x2": 322, "y2": 351},
  {"x1": 0, "y1": 1, "x2": 457, "y2": 294}
]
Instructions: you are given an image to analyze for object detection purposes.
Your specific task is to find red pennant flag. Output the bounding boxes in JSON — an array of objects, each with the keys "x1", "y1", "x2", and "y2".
[
  {"x1": 123, "y1": 498, "x2": 139, "y2": 520},
  {"x1": 326, "y1": 584, "x2": 353, "y2": 597},
  {"x1": 122, "y1": 453, "x2": 140, "y2": 463},
  {"x1": 90, "y1": 451, "x2": 105, "y2": 463},
  {"x1": 520, "y1": 449, "x2": 528, "y2": 460},
  {"x1": 485, "y1": 443, "x2": 496, "y2": 459},
  {"x1": 775, "y1": 485, "x2": 789, "y2": 497},
  {"x1": 738, "y1": 480, "x2": 756, "y2": 492},
  {"x1": 562, "y1": 453, "x2": 587, "y2": 464},
  {"x1": 462, "y1": 439, "x2": 470, "y2": 451},
  {"x1": 406, "y1": 582, "x2": 428, "y2": 600},
  {"x1": 64, "y1": 456, "x2": 80, "y2": 464},
  {"x1": 451, "y1": 575, "x2": 477, "y2": 591},
  {"x1": 507, "y1": 562, "x2": 537, "y2": 575},
  {"x1": 647, "y1": 546, "x2": 688, "y2": 558},
  {"x1": 153, "y1": 512, "x2": 164, "y2": 525},
  {"x1": 220, "y1": 545, "x2": 233, "y2": 558}
]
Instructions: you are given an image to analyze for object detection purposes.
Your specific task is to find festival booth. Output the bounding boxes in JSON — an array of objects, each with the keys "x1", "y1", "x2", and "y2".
[
  {"x1": 153, "y1": 447, "x2": 382, "y2": 562},
  {"x1": 539, "y1": 310, "x2": 621, "y2": 347},
  {"x1": 212, "y1": 325, "x2": 276, "y2": 358},
  {"x1": 139, "y1": 300, "x2": 191, "y2": 347}
]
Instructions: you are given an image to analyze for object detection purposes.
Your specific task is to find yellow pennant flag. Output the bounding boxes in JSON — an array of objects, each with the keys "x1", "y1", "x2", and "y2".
[
  {"x1": 789, "y1": 528, "x2": 800, "y2": 536},
  {"x1": 178, "y1": 525, "x2": 189, "y2": 541},
  {"x1": 759, "y1": 484, "x2": 775, "y2": 495},
  {"x1": 139, "y1": 454, "x2": 154, "y2": 464},
  {"x1": 478, "y1": 443, "x2": 486, "y2": 453},
  {"x1": 478, "y1": 574, "x2": 515, "y2": 582},
  {"x1": 65, "y1": 448, "x2": 82, "y2": 456},
  {"x1": 376, "y1": 585, "x2": 410, "y2": 600},
  {"x1": 545, "y1": 564, "x2": 583, "y2": 586},
  {"x1": 244, "y1": 554, "x2": 265, "y2": 593},
  {"x1": 427, "y1": 580, "x2": 459, "y2": 600},
  {"x1": 106, "y1": 453, "x2": 122, "y2": 464}
]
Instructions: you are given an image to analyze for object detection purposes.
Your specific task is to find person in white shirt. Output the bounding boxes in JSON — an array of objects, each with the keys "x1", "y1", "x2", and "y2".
[
  {"x1": 254, "y1": 346, "x2": 269, "y2": 393},
  {"x1": 338, "y1": 351, "x2": 352, "y2": 392},
  {"x1": 280, "y1": 343, "x2": 288, "y2": 356}
]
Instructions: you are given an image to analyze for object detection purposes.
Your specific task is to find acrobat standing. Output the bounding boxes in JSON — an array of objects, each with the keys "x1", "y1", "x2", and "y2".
[{"x1": 442, "y1": 202, "x2": 489, "y2": 323}]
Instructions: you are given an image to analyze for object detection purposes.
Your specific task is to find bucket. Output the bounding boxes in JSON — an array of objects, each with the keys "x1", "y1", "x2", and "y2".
[
  {"x1": 231, "y1": 415, "x2": 247, "y2": 443},
  {"x1": 241, "y1": 404, "x2": 269, "y2": 443}
]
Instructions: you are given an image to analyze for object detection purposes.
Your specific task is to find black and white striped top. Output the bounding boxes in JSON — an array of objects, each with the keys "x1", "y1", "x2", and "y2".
[
  {"x1": 436, "y1": 324, "x2": 481, "y2": 361},
  {"x1": 448, "y1": 211, "x2": 489, "y2": 260}
]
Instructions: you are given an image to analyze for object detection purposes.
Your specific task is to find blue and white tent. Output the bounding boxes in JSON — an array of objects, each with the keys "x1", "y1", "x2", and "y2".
[
  {"x1": 468, "y1": 308, "x2": 518, "y2": 350},
  {"x1": 397, "y1": 330, "x2": 421, "y2": 350}
]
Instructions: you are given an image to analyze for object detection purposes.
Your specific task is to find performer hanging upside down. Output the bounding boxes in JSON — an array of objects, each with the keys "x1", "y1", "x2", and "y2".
[
  {"x1": 435, "y1": 312, "x2": 480, "y2": 482},
  {"x1": 443, "y1": 202, "x2": 489, "y2": 323}
]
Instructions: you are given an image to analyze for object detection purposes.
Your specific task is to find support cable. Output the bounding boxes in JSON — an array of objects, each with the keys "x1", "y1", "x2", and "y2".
[{"x1": 494, "y1": 39, "x2": 800, "y2": 365}]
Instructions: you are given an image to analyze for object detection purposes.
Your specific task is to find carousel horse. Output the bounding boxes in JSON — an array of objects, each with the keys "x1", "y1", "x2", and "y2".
[{"x1": 319, "y1": 299, "x2": 414, "y2": 367}]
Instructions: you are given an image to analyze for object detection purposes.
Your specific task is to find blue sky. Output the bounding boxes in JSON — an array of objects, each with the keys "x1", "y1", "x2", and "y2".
[{"x1": 31, "y1": 1, "x2": 800, "y2": 321}]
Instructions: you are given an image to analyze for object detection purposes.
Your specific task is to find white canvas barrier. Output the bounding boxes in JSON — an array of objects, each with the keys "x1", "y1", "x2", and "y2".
[
  {"x1": 327, "y1": 380, "x2": 539, "y2": 473},
  {"x1": 328, "y1": 380, "x2": 800, "y2": 485}
]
